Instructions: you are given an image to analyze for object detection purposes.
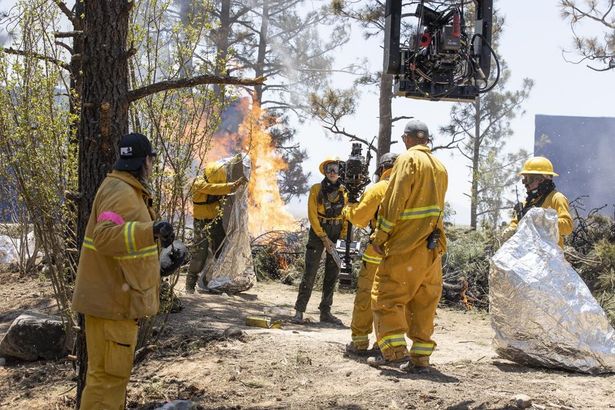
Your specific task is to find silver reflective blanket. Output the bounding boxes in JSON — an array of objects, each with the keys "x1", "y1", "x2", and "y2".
[
  {"x1": 490, "y1": 207, "x2": 615, "y2": 374},
  {"x1": 198, "y1": 155, "x2": 255, "y2": 293}
]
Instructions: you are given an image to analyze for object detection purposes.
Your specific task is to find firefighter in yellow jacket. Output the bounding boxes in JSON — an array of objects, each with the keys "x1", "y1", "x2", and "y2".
[
  {"x1": 342, "y1": 152, "x2": 398, "y2": 355},
  {"x1": 368, "y1": 120, "x2": 448, "y2": 371},
  {"x1": 186, "y1": 160, "x2": 247, "y2": 293},
  {"x1": 503, "y1": 156, "x2": 573, "y2": 248},
  {"x1": 72, "y1": 133, "x2": 176, "y2": 409},
  {"x1": 292, "y1": 158, "x2": 347, "y2": 325}
]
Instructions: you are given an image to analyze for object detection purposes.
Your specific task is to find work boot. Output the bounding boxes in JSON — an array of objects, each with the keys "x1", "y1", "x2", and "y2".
[
  {"x1": 367, "y1": 346, "x2": 409, "y2": 368},
  {"x1": 345, "y1": 342, "x2": 371, "y2": 357},
  {"x1": 291, "y1": 310, "x2": 304, "y2": 324},
  {"x1": 185, "y1": 273, "x2": 197, "y2": 294},
  {"x1": 400, "y1": 356, "x2": 431, "y2": 374},
  {"x1": 367, "y1": 343, "x2": 381, "y2": 355},
  {"x1": 320, "y1": 311, "x2": 343, "y2": 326}
]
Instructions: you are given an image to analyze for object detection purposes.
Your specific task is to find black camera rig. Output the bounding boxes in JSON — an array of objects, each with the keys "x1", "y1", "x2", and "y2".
[
  {"x1": 384, "y1": 0, "x2": 499, "y2": 102},
  {"x1": 336, "y1": 142, "x2": 374, "y2": 287},
  {"x1": 339, "y1": 142, "x2": 372, "y2": 203}
]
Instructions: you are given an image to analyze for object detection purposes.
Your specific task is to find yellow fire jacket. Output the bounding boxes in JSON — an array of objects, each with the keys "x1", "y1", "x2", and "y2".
[
  {"x1": 192, "y1": 178, "x2": 236, "y2": 220},
  {"x1": 372, "y1": 145, "x2": 448, "y2": 256},
  {"x1": 192, "y1": 162, "x2": 236, "y2": 220},
  {"x1": 342, "y1": 168, "x2": 392, "y2": 264},
  {"x1": 507, "y1": 190, "x2": 573, "y2": 248},
  {"x1": 72, "y1": 171, "x2": 160, "y2": 320},
  {"x1": 307, "y1": 182, "x2": 348, "y2": 238}
]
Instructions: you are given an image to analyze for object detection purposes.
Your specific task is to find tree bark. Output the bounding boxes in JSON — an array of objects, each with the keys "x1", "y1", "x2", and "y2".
[
  {"x1": 77, "y1": 1, "x2": 131, "y2": 243},
  {"x1": 253, "y1": 0, "x2": 270, "y2": 105},
  {"x1": 75, "y1": 2, "x2": 130, "y2": 406},
  {"x1": 470, "y1": 97, "x2": 481, "y2": 229},
  {"x1": 377, "y1": 73, "x2": 393, "y2": 160},
  {"x1": 69, "y1": 3, "x2": 86, "y2": 408},
  {"x1": 213, "y1": 0, "x2": 231, "y2": 102}
]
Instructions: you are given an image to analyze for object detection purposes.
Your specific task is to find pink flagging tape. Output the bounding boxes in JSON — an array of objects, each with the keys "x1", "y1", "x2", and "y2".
[{"x1": 97, "y1": 211, "x2": 125, "y2": 225}]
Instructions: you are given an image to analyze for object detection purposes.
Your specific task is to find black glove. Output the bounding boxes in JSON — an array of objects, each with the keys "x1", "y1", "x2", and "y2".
[
  {"x1": 160, "y1": 250, "x2": 185, "y2": 277},
  {"x1": 153, "y1": 221, "x2": 174, "y2": 248},
  {"x1": 160, "y1": 240, "x2": 187, "y2": 277}
]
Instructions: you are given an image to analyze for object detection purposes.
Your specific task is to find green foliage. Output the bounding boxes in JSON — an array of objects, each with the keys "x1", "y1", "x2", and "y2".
[
  {"x1": 0, "y1": 0, "x2": 78, "y2": 328},
  {"x1": 560, "y1": 0, "x2": 615, "y2": 71},
  {"x1": 567, "y1": 210, "x2": 615, "y2": 324},
  {"x1": 442, "y1": 227, "x2": 493, "y2": 308},
  {"x1": 129, "y1": 0, "x2": 225, "y2": 240},
  {"x1": 267, "y1": 112, "x2": 310, "y2": 202}
]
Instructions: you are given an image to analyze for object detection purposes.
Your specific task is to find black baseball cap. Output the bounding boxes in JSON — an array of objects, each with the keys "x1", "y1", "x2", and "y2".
[{"x1": 113, "y1": 133, "x2": 157, "y2": 171}]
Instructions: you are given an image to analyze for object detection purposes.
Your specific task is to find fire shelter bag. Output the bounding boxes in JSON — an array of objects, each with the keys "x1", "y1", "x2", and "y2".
[{"x1": 490, "y1": 207, "x2": 615, "y2": 374}]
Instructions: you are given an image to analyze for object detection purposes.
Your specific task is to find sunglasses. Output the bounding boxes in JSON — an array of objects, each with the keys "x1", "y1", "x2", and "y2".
[{"x1": 325, "y1": 164, "x2": 340, "y2": 174}]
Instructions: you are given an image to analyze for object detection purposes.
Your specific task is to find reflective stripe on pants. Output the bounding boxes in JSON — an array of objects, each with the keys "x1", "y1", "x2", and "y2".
[{"x1": 371, "y1": 246, "x2": 442, "y2": 360}]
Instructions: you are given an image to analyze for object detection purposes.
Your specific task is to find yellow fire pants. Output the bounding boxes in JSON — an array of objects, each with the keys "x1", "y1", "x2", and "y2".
[
  {"x1": 350, "y1": 261, "x2": 379, "y2": 350},
  {"x1": 80, "y1": 315, "x2": 138, "y2": 410},
  {"x1": 372, "y1": 246, "x2": 442, "y2": 362}
]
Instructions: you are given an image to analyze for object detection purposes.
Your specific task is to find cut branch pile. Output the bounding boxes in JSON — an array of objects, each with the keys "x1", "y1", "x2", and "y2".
[
  {"x1": 251, "y1": 230, "x2": 306, "y2": 283},
  {"x1": 441, "y1": 227, "x2": 494, "y2": 310},
  {"x1": 565, "y1": 198, "x2": 615, "y2": 324}
]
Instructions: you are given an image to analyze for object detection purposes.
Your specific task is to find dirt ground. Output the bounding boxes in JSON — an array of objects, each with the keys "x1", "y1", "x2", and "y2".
[{"x1": 1, "y1": 270, "x2": 614, "y2": 410}]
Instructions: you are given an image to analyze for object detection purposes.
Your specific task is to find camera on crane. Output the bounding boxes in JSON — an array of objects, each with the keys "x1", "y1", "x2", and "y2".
[
  {"x1": 384, "y1": 0, "x2": 499, "y2": 102},
  {"x1": 339, "y1": 143, "x2": 370, "y2": 204}
]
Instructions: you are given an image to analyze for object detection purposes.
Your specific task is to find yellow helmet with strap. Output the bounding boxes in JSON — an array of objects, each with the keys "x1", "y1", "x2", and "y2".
[
  {"x1": 519, "y1": 156, "x2": 558, "y2": 176},
  {"x1": 204, "y1": 161, "x2": 227, "y2": 183},
  {"x1": 319, "y1": 157, "x2": 342, "y2": 175}
]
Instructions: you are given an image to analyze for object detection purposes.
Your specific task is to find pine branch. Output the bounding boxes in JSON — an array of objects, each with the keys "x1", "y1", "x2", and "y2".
[
  {"x1": 391, "y1": 115, "x2": 412, "y2": 123},
  {"x1": 1, "y1": 47, "x2": 70, "y2": 71},
  {"x1": 128, "y1": 75, "x2": 265, "y2": 103},
  {"x1": 52, "y1": 0, "x2": 74, "y2": 23}
]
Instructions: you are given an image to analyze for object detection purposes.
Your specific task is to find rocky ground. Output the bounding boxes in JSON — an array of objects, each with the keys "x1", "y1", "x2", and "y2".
[{"x1": 0, "y1": 270, "x2": 614, "y2": 409}]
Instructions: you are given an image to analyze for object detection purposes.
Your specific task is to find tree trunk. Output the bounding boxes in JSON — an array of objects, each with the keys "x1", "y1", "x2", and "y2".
[
  {"x1": 470, "y1": 97, "x2": 481, "y2": 229},
  {"x1": 77, "y1": 1, "x2": 131, "y2": 242},
  {"x1": 253, "y1": 0, "x2": 269, "y2": 105},
  {"x1": 213, "y1": 0, "x2": 231, "y2": 102},
  {"x1": 75, "y1": 1, "x2": 131, "y2": 406},
  {"x1": 377, "y1": 73, "x2": 393, "y2": 160}
]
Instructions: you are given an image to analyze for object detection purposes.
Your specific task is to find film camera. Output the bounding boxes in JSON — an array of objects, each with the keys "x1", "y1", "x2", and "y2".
[
  {"x1": 384, "y1": 0, "x2": 499, "y2": 102},
  {"x1": 336, "y1": 142, "x2": 372, "y2": 287},
  {"x1": 339, "y1": 143, "x2": 371, "y2": 203}
]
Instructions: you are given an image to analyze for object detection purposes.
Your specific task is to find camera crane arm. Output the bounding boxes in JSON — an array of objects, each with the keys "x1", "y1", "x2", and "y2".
[{"x1": 384, "y1": 0, "x2": 497, "y2": 102}]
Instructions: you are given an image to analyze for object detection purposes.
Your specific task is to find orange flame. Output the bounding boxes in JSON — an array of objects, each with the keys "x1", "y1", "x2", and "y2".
[
  {"x1": 196, "y1": 99, "x2": 296, "y2": 236},
  {"x1": 239, "y1": 104, "x2": 297, "y2": 236}
]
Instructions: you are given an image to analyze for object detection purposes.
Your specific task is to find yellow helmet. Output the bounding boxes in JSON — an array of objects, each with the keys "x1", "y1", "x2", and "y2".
[
  {"x1": 519, "y1": 156, "x2": 558, "y2": 176},
  {"x1": 319, "y1": 157, "x2": 341, "y2": 175},
  {"x1": 204, "y1": 161, "x2": 227, "y2": 183}
]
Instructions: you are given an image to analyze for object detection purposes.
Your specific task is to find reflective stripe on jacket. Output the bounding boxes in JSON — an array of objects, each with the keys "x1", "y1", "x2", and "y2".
[
  {"x1": 343, "y1": 168, "x2": 392, "y2": 264},
  {"x1": 372, "y1": 145, "x2": 448, "y2": 256},
  {"x1": 307, "y1": 183, "x2": 348, "y2": 238},
  {"x1": 72, "y1": 171, "x2": 160, "y2": 320},
  {"x1": 508, "y1": 190, "x2": 572, "y2": 248}
]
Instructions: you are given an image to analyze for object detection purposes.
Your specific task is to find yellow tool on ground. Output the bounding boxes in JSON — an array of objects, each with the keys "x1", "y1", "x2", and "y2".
[{"x1": 245, "y1": 316, "x2": 282, "y2": 329}]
